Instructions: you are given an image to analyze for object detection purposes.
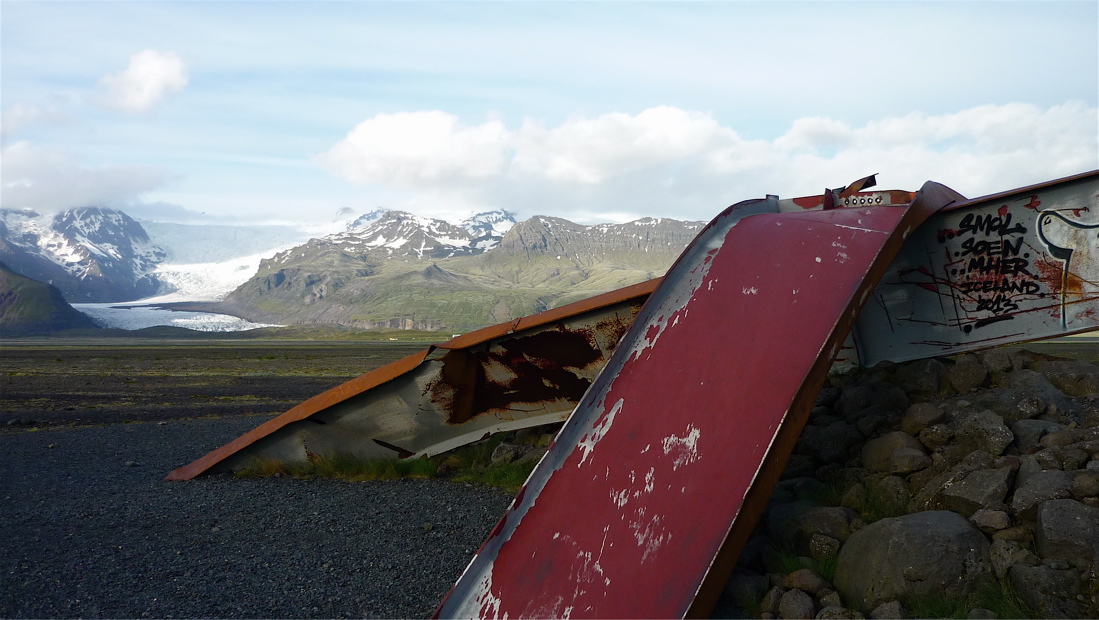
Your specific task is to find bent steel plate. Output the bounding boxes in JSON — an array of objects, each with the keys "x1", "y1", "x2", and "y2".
[
  {"x1": 853, "y1": 170, "x2": 1099, "y2": 364},
  {"x1": 166, "y1": 280, "x2": 658, "y2": 480},
  {"x1": 434, "y1": 183, "x2": 959, "y2": 619}
]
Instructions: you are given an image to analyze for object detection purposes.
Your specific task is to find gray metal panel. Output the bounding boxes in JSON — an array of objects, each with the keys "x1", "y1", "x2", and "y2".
[{"x1": 854, "y1": 172, "x2": 1099, "y2": 365}]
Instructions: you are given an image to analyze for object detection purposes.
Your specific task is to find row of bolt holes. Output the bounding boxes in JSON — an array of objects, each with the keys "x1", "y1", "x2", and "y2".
[{"x1": 844, "y1": 195, "x2": 885, "y2": 205}]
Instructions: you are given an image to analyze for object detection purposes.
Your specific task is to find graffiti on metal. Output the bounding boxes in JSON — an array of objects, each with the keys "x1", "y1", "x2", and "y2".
[{"x1": 854, "y1": 171, "x2": 1099, "y2": 365}]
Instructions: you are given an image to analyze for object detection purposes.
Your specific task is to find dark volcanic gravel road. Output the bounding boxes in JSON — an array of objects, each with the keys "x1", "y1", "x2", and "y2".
[{"x1": 0, "y1": 416, "x2": 513, "y2": 618}]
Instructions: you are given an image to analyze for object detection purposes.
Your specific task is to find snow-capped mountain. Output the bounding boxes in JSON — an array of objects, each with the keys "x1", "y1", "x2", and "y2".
[
  {"x1": 462, "y1": 210, "x2": 516, "y2": 236},
  {"x1": 318, "y1": 209, "x2": 516, "y2": 260},
  {"x1": 345, "y1": 209, "x2": 389, "y2": 232},
  {"x1": 0, "y1": 207, "x2": 167, "y2": 302}
]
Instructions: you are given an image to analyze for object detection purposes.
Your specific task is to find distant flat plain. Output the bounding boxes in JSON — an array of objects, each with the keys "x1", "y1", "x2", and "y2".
[
  {"x1": 0, "y1": 340, "x2": 427, "y2": 428},
  {"x1": 3, "y1": 333, "x2": 1096, "y2": 430}
]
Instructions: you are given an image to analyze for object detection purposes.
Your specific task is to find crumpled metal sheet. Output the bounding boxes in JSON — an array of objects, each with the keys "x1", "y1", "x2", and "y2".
[{"x1": 166, "y1": 280, "x2": 658, "y2": 480}]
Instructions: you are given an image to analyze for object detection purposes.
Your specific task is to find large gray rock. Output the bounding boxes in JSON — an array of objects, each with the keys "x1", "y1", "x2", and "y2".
[
  {"x1": 721, "y1": 568, "x2": 770, "y2": 610},
  {"x1": 900, "y1": 403, "x2": 944, "y2": 437},
  {"x1": 1073, "y1": 470, "x2": 1099, "y2": 498},
  {"x1": 815, "y1": 606, "x2": 864, "y2": 619},
  {"x1": 889, "y1": 448, "x2": 932, "y2": 475},
  {"x1": 955, "y1": 409, "x2": 1014, "y2": 456},
  {"x1": 833, "y1": 511, "x2": 991, "y2": 614},
  {"x1": 1034, "y1": 499, "x2": 1099, "y2": 571},
  {"x1": 767, "y1": 500, "x2": 859, "y2": 555},
  {"x1": 490, "y1": 442, "x2": 529, "y2": 465},
  {"x1": 798, "y1": 422, "x2": 863, "y2": 464},
  {"x1": 779, "y1": 568, "x2": 830, "y2": 596},
  {"x1": 969, "y1": 508, "x2": 1012, "y2": 534},
  {"x1": 1000, "y1": 370, "x2": 1077, "y2": 418},
  {"x1": 941, "y1": 467, "x2": 1014, "y2": 517},
  {"x1": 1010, "y1": 419, "x2": 1067, "y2": 450},
  {"x1": 989, "y1": 539, "x2": 1038, "y2": 580},
  {"x1": 1008, "y1": 564, "x2": 1083, "y2": 619},
  {"x1": 917, "y1": 423, "x2": 953, "y2": 450},
  {"x1": 947, "y1": 357, "x2": 989, "y2": 393},
  {"x1": 1034, "y1": 359, "x2": 1099, "y2": 397},
  {"x1": 869, "y1": 600, "x2": 906, "y2": 619},
  {"x1": 980, "y1": 349, "x2": 1013, "y2": 373},
  {"x1": 779, "y1": 588, "x2": 816, "y2": 620},
  {"x1": 1011, "y1": 470, "x2": 1072, "y2": 520},
  {"x1": 968, "y1": 388, "x2": 1046, "y2": 424},
  {"x1": 897, "y1": 359, "x2": 947, "y2": 396},
  {"x1": 908, "y1": 450, "x2": 992, "y2": 512},
  {"x1": 836, "y1": 385, "x2": 873, "y2": 416},
  {"x1": 869, "y1": 383, "x2": 911, "y2": 413},
  {"x1": 862, "y1": 432, "x2": 926, "y2": 473}
]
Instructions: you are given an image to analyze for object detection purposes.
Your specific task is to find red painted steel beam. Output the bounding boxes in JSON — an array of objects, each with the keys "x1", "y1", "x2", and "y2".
[{"x1": 435, "y1": 183, "x2": 962, "y2": 619}]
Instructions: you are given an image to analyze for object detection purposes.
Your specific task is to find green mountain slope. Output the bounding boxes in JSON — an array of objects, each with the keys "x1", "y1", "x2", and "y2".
[
  {"x1": 0, "y1": 262, "x2": 100, "y2": 335},
  {"x1": 217, "y1": 216, "x2": 704, "y2": 332}
]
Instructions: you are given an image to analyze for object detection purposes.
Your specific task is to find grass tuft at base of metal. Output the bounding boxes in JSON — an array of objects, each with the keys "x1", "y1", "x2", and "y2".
[{"x1": 235, "y1": 433, "x2": 541, "y2": 492}]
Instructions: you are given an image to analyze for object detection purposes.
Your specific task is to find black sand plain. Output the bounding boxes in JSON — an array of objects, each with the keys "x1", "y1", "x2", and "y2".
[{"x1": 0, "y1": 339, "x2": 513, "y2": 618}]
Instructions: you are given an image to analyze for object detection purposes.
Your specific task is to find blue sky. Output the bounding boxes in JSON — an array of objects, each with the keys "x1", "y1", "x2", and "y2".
[{"x1": 2, "y1": 1, "x2": 1096, "y2": 226}]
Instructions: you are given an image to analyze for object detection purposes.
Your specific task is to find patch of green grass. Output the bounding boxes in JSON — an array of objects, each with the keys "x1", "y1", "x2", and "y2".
[
  {"x1": 450, "y1": 460, "x2": 538, "y2": 491},
  {"x1": 234, "y1": 432, "x2": 540, "y2": 492},
  {"x1": 767, "y1": 540, "x2": 838, "y2": 583},
  {"x1": 236, "y1": 451, "x2": 437, "y2": 481},
  {"x1": 768, "y1": 541, "x2": 808, "y2": 575},
  {"x1": 859, "y1": 478, "x2": 909, "y2": 523},
  {"x1": 969, "y1": 578, "x2": 1033, "y2": 619},
  {"x1": 901, "y1": 578, "x2": 1033, "y2": 619},
  {"x1": 903, "y1": 591, "x2": 968, "y2": 619}
]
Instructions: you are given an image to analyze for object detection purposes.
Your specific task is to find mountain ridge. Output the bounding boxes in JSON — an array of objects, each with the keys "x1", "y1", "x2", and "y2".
[
  {"x1": 0, "y1": 205, "x2": 702, "y2": 332},
  {"x1": 216, "y1": 213, "x2": 703, "y2": 332}
]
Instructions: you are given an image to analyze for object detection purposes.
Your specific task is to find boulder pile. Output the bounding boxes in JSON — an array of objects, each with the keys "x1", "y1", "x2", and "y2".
[{"x1": 713, "y1": 347, "x2": 1099, "y2": 619}]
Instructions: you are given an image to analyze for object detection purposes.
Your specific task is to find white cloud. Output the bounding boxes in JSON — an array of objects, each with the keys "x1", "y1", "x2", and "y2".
[
  {"x1": 95, "y1": 49, "x2": 188, "y2": 113},
  {"x1": 1, "y1": 141, "x2": 170, "y2": 211},
  {"x1": 512, "y1": 107, "x2": 734, "y2": 184},
  {"x1": 320, "y1": 102, "x2": 1097, "y2": 223},
  {"x1": 318, "y1": 111, "x2": 511, "y2": 185}
]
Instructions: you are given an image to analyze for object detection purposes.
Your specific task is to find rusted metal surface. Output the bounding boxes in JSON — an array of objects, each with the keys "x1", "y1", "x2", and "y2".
[
  {"x1": 854, "y1": 170, "x2": 1099, "y2": 365},
  {"x1": 434, "y1": 182, "x2": 959, "y2": 619},
  {"x1": 165, "y1": 280, "x2": 659, "y2": 481}
]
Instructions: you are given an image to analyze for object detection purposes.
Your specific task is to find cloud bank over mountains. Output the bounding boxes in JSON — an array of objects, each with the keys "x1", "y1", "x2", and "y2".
[
  {"x1": 319, "y1": 101, "x2": 1097, "y2": 224},
  {"x1": 5, "y1": 100, "x2": 1095, "y2": 224}
]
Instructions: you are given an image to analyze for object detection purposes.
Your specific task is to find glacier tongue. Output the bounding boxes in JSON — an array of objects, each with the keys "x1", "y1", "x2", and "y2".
[{"x1": 73, "y1": 301, "x2": 281, "y2": 332}]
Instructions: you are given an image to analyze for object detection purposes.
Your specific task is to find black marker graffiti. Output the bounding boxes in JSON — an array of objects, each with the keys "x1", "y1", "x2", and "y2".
[{"x1": 938, "y1": 206, "x2": 1044, "y2": 332}]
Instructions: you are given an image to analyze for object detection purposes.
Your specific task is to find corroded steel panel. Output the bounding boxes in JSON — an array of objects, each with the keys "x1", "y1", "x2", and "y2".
[
  {"x1": 854, "y1": 170, "x2": 1099, "y2": 365},
  {"x1": 165, "y1": 280, "x2": 658, "y2": 480},
  {"x1": 435, "y1": 183, "x2": 956, "y2": 619}
]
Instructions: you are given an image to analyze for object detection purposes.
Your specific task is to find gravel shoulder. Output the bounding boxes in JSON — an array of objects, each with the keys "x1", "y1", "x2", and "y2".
[{"x1": 0, "y1": 416, "x2": 513, "y2": 618}]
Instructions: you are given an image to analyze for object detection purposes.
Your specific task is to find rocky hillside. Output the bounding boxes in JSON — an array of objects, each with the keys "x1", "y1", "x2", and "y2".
[
  {"x1": 217, "y1": 214, "x2": 703, "y2": 332},
  {"x1": 0, "y1": 261, "x2": 99, "y2": 335},
  {"x1": 0, "y1": 207, "x2": 166, "y2": 302},
  {"x1": 485, "y1": 347, "x2": 1099, "y2": 619}
]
